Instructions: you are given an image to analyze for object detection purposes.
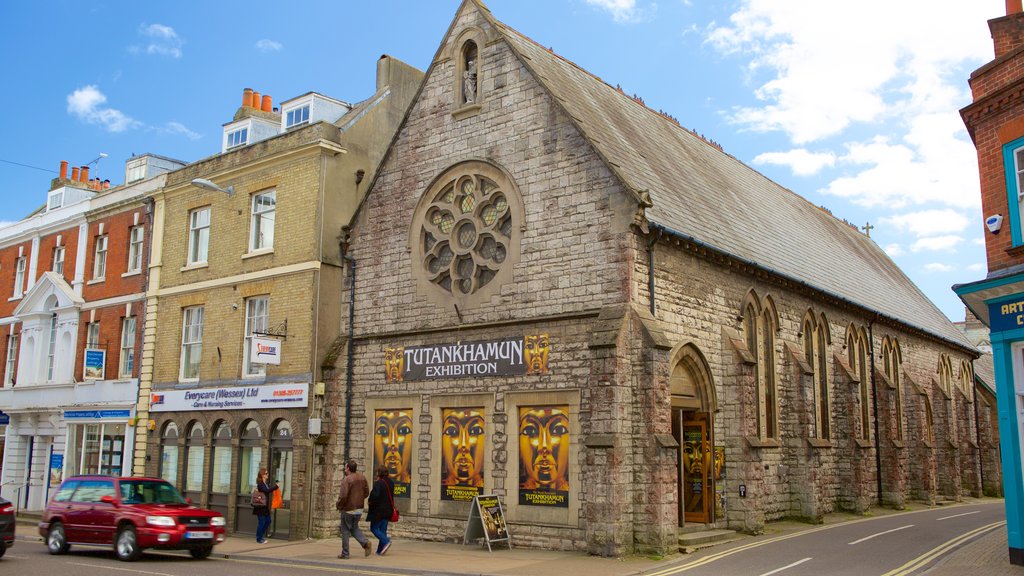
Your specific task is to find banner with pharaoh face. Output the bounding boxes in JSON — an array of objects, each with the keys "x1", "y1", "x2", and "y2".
[
  {"x1": 518, "y1": 405, "x2": 570, "y2": 507},
  {"x1": 440, "y1": 407, "x2": 486, "y2": 502},
  {"x1": 372, "y1": 409, "x2": 413, "y2": 498},
  {"x1": 384, "y1": 347, "x2": 405, "y2": 383}
]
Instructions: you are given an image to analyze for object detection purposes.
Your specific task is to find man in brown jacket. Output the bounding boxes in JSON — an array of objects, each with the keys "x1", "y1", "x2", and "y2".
[{"x1": 336, "y1": 459, "x2": 372, "y2": 558}]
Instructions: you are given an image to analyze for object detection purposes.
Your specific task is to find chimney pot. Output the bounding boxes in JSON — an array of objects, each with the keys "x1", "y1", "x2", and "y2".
[
  {"x1": 59, "y1": 160, "x2": 68, "y2": 180},
  {"x1": 81, "y1": 166, "x2": 90, "y2": 183},
  {"x1": 261, "y1": 94, "x2": 272, "y2": 112},
  {"x1": 252, "y1": 91, "x2": 261, "y2": 110},
  {"x1": 103, "y1": 179, "x2": 111, "y2": 190},
  {"x1": 1009, "y1": 0, "x2": 1023, "y2": 15},
  {"x1": 71, "y1": 167, "x2": 80, "y2": 181},
  {"x1": 243, "y1": 87, "x2": 254, "y2": 108}
]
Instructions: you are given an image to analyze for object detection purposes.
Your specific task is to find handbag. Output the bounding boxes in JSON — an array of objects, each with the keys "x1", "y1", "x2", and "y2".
[
  {"x1": 385, "y1": 480, "x2": 399, "y2": 522},
  {"x1": 271, "y1": 487, "x2": 283, "y2": 509},
  {"x1": 251, "y1": 487, "x2": 267, "y2": 507}
]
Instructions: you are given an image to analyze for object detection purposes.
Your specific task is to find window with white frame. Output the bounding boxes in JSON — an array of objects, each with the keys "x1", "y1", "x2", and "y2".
[
  {"x1": 13, "y1": 257, "x2": 26, "y2": 297},
  {"x1": 187, "y1": 208, "x2": 210, "y2": 265},
  {"x1": 125, "y1": 159, "x2": 147, "y2": 184},
  {"x1": 53, "y1": 246, "x2": 65, "y2": 275},
  {"x1": 180, "y1": 306, "x2": 203, "y2": 381},
  {"x1": 286, "y1": 105, "x2": 309, "y2": 128},
  {"x1": 127, "y1": 226, "x2": 144, "y2": 274},
  {"x1": 86, "y1": 322, "x2": 100, "y2": 349},
  {"x1": 47, "y1": 189, "x2": 64, "y2": 211},
  {"x1": 119, "y1": 317, "x2": 135, "y2": 378},
  {"x1": 93, "y1": 235, "x2": 108, "y2": 279},
  {"x1": 47, "y1": 313, "x2": 57, "y2": 381},
  {"x1": 4, "y1": 333, "x2": 17, "y2": 385},
  {"x1": 243, "y1": 296, "x2": 269, "y2": 377},
  {"x1": 250, "y1": 191, "x2": 276, "y2": 251},
  {"x1": 226, "y1": 127, "x2": 248, "y2": 149}
]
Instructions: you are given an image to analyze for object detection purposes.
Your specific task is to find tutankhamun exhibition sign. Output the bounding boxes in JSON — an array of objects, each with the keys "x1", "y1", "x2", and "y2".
[
  {"x1": 518, "y1": 405, "x2": 570, "y2": 507},
  {"x1": 373, "y1": 409, "x2": 414, "y2": 497},
  {"x1": 384, "y1": 334, "x2": 549, "y2": 382}
]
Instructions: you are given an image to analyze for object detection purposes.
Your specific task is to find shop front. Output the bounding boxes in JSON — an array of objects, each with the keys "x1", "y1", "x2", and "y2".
[{"x1": 149, "y1": 382, "x2": 307, "y2": 540}]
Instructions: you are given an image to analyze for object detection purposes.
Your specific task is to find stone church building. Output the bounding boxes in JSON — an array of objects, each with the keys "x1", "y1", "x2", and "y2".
[{"x1": 319, "y1": 0, "x2": 995, "y2": 556}]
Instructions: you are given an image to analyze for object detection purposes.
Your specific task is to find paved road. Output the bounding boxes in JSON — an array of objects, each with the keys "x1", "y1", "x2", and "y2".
[
  {"x1": 644, "y1": 501, "x2": 1006, "y2": 576},
  {"x1": 0, "y1": 543, "x2": 410, "y2": 576}
]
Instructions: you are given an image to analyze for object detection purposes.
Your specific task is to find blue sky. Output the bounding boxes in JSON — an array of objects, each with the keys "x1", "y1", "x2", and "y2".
[{"x1": 0, "y1": 0, "x2": 1004, "y2": 322}]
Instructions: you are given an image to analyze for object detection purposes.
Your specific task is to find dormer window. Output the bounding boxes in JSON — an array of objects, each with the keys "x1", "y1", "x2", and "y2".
[
  {"x1": 125, "y1": 158, "x2": 146, "y2": 184},
  {"x1": 47, "y1": 189, "x2": 64, "y2": 211},
  {"x1": 285, "y1": 105, "x2": 309, "y2": 128},
  {"x1": 227, "y1": 127, "x2": 248, "y2": 149}
]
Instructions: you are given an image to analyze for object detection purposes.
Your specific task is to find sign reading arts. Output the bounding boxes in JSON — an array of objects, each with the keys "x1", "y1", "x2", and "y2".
[
  {"x1": 384, "y1": 334, "x2": 549, "y2": 382},
  {"x1": 150, "y1": 383, "x2": 308, "y2": 412},
  {"x1": 990, "y1": 299, "x2": 1024, "y2": 332}
]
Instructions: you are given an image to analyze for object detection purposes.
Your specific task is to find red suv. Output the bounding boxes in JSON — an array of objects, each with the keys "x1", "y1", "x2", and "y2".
[{"x1": 39, "y1": 475, "x2": 226, "y2": 561}]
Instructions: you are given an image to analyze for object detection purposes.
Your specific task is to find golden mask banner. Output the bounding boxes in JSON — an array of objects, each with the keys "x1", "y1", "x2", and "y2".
[
  {"x1": 518, "y1": 405, "x2": 569, "y2": 507},
  {"x1": 384, "y1": 334, "x2": 549, "y2": 382},
  {"x1": 441, "y1": 407, "x2": 486, "y2": 501},
  {"x1": 372, "y1": 409, "x2": 413, "y2": 498}
]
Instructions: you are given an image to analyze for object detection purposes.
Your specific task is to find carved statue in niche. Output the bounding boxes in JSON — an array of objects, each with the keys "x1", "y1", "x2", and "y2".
[{"x1": 463, "y1": 58, "x2": 477, "y2": 104}]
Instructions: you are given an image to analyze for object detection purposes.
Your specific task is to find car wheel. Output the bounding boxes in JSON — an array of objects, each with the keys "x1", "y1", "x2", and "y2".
[
  {"x1": 189, "y1": 545, "x2": 213, "y2": 559},
  {"x1": 115, "y1": 525, "x2": 141, "y2": 562},
  {"x1": 0, "y1": 538, "x2": 6, "y2": 558},
  {"x1": 47, "y1": 522, "x2": 69, "y2": 555}
]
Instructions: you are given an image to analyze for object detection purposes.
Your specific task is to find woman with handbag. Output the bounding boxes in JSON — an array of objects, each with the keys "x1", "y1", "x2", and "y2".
[
  {"x1": 253, "y1": 468, "x2": 279, "y2": 544},
  {"x1": 366, "y1": 465, "x2": 396, "y2": 555}
]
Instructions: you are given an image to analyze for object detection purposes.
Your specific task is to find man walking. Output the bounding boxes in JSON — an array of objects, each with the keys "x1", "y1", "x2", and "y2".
[{"x1": 336, "y1": 459, "x2": 372, "y2": 559}]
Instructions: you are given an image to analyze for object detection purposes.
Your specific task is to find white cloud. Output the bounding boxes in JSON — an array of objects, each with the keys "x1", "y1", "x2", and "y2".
[
  {"x1": 884, "y1": 243, "x2": 904, "y2": 257},
  {"x1": 586, "y1": 0, "x2": 649, "y2": 23},
  {"x1": 967, "y1": 263, "x2": 984, "y2": 272},
  {"x1": 66, "y1": 85, "x2": 141, "y2": 133},
  {"x1": 138, "y1": 23, "x2": 183, "y2": 58},
  {"x1": 910, "y1": 235, "x2": 962, "y2": 252},
  {"x1": 161, "y1": 121, "x2": 201, "y2": 140},
  {"x1": 880, "y1": 209, "x2": 970, "y2": 237},
  {"x1": 752, "y1": 148, "x2": 835, "y2": 176},
  {"x1": 255, "y1": 39, "x2": 283, "y2": 52},
  {"x1": 923, "y1": 262, "x2": 955, "y2": 273}
]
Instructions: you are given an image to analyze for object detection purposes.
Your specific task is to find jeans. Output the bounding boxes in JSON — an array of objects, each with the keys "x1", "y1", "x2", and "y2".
[
  {"x1": 340, "y1": 512, "x2": 367, "y2": 556},
  {"x1": 256, "y1": 513, "x2": 272, "y2": 542},
  {"x1": 369, "y1": 518, "x2": 390, "y2": 553}
]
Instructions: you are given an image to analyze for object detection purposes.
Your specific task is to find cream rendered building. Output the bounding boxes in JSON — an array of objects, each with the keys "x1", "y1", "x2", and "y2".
[{"x1": 136, "y1": 56, "x2": 422, "y2": 539}]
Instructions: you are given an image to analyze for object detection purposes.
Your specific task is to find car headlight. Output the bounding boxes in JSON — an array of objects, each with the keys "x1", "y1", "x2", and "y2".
[
  {"x1": 210, "y1": 516, "x2": 226, "y2": 527},
  {"x1": 146, "y1": 516, "x2": 176, "y2": 527}
]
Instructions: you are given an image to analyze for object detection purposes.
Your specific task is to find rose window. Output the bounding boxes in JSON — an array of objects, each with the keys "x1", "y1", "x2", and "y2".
[{"x1": 420, "y1": 173, "x2": 513, "y2": 296}]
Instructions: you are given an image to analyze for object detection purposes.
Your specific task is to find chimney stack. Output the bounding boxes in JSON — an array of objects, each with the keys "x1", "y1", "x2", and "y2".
[
  {"x1": 1010, "y1": 0, "x2": 1022, "y2": 15},
  {"x1": 59, "y1": 160, "x2": 68, "y2": 180}
]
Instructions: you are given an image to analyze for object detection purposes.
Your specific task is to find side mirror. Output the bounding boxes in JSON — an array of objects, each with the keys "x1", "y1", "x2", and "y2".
[{"x1": 100, "y1": 495, "x2": 117, "y2": 506}]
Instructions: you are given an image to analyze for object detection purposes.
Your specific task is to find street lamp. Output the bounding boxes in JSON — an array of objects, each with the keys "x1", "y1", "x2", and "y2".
[{"x1": 191, "y1": 178, "x2": 234, "y2": 197}]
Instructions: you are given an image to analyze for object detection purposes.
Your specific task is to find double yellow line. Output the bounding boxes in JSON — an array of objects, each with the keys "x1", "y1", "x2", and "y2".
[{"x1": 881, "y1": 520, "x2": 1005, "y2": 576}]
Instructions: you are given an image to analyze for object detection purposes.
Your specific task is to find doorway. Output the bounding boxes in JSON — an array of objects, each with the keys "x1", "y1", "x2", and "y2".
[
  {"x1": 669, "y1": 343, "x2": 717, "y2": 528},
  {"x1": 268, "y1": 419, "x2": 293, "y2": 539}
]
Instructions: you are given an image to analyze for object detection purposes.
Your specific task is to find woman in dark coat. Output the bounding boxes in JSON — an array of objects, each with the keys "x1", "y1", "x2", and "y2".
[
  {"x1": 253, "y1": 468, "x2": 278, "y2": 544},
  {"x1": 366, "y1": 465, "x2": 394, "y2": 555}
]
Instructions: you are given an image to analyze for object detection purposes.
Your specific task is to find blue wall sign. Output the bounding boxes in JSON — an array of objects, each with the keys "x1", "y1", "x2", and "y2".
[
  {"x1": 989, "y1": 298, "x2": 1024, "y2": 333},
  {"x1": 64, "y1": 410, "x2": 131, "y2": 419}
]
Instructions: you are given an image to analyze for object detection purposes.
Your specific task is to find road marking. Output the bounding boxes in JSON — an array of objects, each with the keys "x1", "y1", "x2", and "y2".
[
  {"x1": 66, "y1": 561, "x2": 175, "y2": 576},
  {"x1": 848, "y1": 524, "x2": 914, "y2": 545},
  {"x1": 880, "y1": 520, "x2": 1005, "y2": 576},
  {"x1": 937, "y1": 511, "x2": 980, "y2": 521},
  {"x1": 758, "y1": 557, "x2": 812, "y2": 576},
  {"x1": 224, "y1": 556, "x2": 410, "y2": 575}
]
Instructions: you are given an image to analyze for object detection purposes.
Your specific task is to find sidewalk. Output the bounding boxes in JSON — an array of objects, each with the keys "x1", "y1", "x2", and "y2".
[{"x1": 14, "y1": 501, "x2": 1024, "y2": 575}]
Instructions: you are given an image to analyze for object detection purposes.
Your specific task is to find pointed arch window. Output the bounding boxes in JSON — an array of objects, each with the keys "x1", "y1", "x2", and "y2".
[
  {"x1": 802, "y1": 313, "x2": 831, "y2": 440},
  {"x1": 742, "y1": 295, "x2": 777, "y2": 440},
  {"x1": 882, "y1": 337, "x2": 905, "y2": 441},
  {"x1": 847, "y1": 327, "x2": 871, "y2": 441},
  {"x1": 958, "y1": 361, "x2": 973, "y2": 401},
  {"x1": 938, "y1": 355, "x2": 953, "y2": 398}
]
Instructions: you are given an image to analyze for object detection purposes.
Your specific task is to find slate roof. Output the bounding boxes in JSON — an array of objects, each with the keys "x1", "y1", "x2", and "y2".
[
  {"x1": 476, "y1": 3, "x2": 974, "y2": 351},
  {"x1": 973, "y1": 353, "x2": 995, "y2": 395}
]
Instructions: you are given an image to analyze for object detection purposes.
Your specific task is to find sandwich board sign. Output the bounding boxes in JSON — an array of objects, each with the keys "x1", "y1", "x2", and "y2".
[{"x1": 463, "y1": 494, "x2": 511, "y2": 551}]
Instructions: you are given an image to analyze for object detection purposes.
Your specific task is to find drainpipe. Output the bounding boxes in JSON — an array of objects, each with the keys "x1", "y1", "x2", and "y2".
[
  {"x1": 343, "y1": 255, "x2": 356, "y2": 462},
  {"x1": 868, "y1": 319, "x2": 883, "y2": 505},
  {"x1": 972, "y1": 361, "x2": 984, "y2": 495}
]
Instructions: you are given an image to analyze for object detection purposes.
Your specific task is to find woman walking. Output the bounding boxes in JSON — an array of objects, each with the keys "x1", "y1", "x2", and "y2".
[
  {"x1": 253, "y1": 468, "x2": 279, "y2": 544},
  {"x1": 367, "y1": 465, "x2": 394, "y2": 555}
]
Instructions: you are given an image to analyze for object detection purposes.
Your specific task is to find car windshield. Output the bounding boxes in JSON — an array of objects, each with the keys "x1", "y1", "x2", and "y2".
[{"x1": 119, "y1": 480, "x2": 188, "y2": 505}]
